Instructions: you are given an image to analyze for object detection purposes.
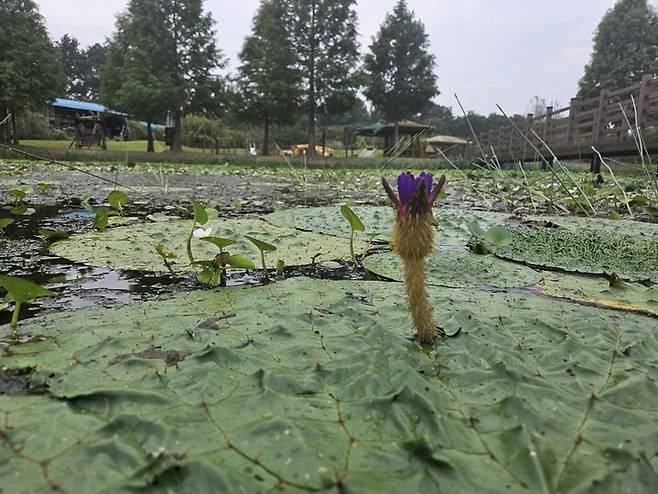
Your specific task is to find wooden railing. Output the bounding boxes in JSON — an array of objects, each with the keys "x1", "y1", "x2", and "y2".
[{"x1": 470, "y1": 74, "x2": 658, "y2": 170}]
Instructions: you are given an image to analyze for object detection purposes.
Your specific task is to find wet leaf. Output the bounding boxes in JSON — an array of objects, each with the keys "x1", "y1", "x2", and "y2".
[
  {"x1": 340, "y1": 205, "x2": 365, "y2": 232},
  {"x1": 200, "y1": 237, "x2": 235, "y2": 251},
  {"x1": 225, "y1": 254, "x2": 255, "y2": 269},
  {"x1": 0, "y1": 275, "x2": 55, "y2": 305},
  {"x1": 155, "y1": 243, "x2": 177, "y2": 259},
  {"x1": 244, "y1": 235, "x2": 277, "y2": 253},
  {"x1": 0, "y1": 218, "x2": 14, "y2": 230},
  {"x1": 93, "y1": 208, "x2": 109, "y2": 230},
  {"x1": 191, "y1": 200, "x2": 208, "y2": 226},
  {"x1": 107, "y1": 190, "x2": 129, "y2": 211}
]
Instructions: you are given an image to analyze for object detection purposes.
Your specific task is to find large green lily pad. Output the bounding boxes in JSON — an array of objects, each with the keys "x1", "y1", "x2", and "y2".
[
  {"x1": 49, "y1": 218, "x2": 367, "y2": 272},
  {"x1": 1, "y1": 277, "x2": 657, "y2": 492},
  {"x1": 541, "y1": 271, "x2": 658, "y2": 316},
  {"x1": 363, "y1": 249, "x2": 543, "y2": 288},
  {"x1": 265, "y1": 206, "x2": 509, "y2": 246},
  {"x1": 496, "y1": 226, "x2": 658, "y2": 283}
]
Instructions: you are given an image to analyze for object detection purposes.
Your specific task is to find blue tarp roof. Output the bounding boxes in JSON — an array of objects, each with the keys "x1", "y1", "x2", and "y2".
[{"x1": 51, "y1": 98, "x2": 128, "y2": 116}]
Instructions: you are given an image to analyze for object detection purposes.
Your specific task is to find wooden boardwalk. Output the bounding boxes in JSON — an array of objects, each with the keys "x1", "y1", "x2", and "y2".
[{"x1": 470, "y1": 74, "x2": 658, "y2": 171}]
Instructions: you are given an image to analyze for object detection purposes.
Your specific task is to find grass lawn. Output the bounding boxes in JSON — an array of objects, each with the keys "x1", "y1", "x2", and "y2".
[{"x1": 19, "y1": 139, "x2": 240, "y2": 155}]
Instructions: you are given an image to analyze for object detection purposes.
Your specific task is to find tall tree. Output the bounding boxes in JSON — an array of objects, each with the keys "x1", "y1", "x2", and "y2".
[
  {"x1": 578, "y1": 0, "x2": 658, "y2": 98},
  {"x1": 0, "y1": 0, "x2": 63, "y2": 145},
  {"x1": 288, "y1": 0, "x2": 360, "y2": 155},
  {"x1": 236, "y1": 0, "x2": 301, "y2": 155},
  {"x1": 102, "y1": 0, "x2": 225, "y2": 152},
  {"x1": 57, "y1": 36, "x2": 107, "y2": 101},
  {"x1": 364, "y1": 0, "x2": 438, "y2": 147}
]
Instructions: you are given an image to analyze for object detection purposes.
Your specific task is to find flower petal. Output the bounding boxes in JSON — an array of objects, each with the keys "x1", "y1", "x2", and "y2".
[
  {"x1": 397, "y1": 172, "x2": 417, "y2": 205},
  {"x1": 428, "y1": 175, "x2": 446, "y2": 204}
]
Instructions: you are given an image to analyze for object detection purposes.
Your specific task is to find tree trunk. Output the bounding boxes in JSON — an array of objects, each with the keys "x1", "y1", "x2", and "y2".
[
  {"x1": 0, "y1": 108, "x2": 8, "y2": 145},
  {"x1": 10, "y1": 111, "x2": 19, "y2": 146},
  {"x1": 147, "y1": 121, "x2": 155, "y2": 153},
  {"x1": 307, "y1": 1, "x2": 317, "y2": 156},
  {"x1": 171, "y1": 110, "x2": 183, "y2": 152},
  {"x1": 262, "y1": 114, "x2": 270, "y2": 156}
]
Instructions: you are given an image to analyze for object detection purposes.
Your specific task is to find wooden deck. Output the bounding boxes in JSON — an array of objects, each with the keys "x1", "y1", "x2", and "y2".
[{"x1": 469, "y1": 74, "x2": 658, "y2": 171}]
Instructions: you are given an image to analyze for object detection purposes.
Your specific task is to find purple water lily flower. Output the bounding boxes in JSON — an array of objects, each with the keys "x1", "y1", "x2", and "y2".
[{"x1": 382, "y1": 172, "x2": 446, "y2": 217}]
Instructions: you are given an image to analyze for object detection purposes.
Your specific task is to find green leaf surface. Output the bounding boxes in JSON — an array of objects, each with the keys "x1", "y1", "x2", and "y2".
[
  {"x1": 340, "y1": 205, "x2": 366, "y2": 232},
  {"x1": 0, "y1": 218, "x2": 15, "y2": 230},
  {"x1": 108, "y1": 190, "x2": 129, "y2": 211},
  {"x1": 0, "y1": 275, "x2": 56, "y2": 304},
  {"x1": 225, "y1": 254, "x2": 256, "y2": 269},
  {"x1": 0, "y1": 277, "x2": 657, "y2": 492},
  {"x1": 364, "y1": 249, "x2": 543, "y2": 288},
  {"x1": 191, "y1": 200, "x2": 208, "y2": 226},
  {"x1": 244, "y1": 235, "x2": 277, "y2": 253},
  {"x1": 50, "y1": 218, "x2": 367, "y2": 271},
  {"x1": 93, "y1": 208, "x2": 109, "y2": 230},
  {"x1": 200, "y1": 236, "x2": 236, "y2": 250}
]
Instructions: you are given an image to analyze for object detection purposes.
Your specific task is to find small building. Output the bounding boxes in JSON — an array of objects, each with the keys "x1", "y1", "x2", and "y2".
[
  {"x1": 45, "y1": 98, "x2": 128, "y2": 140},
  {"x1": 355, "y1": 120, "x2": 433, "y2": 157},
  {"x1": 424, "y1": 134, "x2": 469, "y2": 156}
]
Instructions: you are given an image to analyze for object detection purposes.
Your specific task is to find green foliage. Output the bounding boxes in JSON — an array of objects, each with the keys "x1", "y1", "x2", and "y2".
[
  {"x1": 340, "y1": 205, "x2": 366, "y2": 232},
  {"x1": 190, "y1": 200, "x2": 209, "y2": 226},
  {"x1": 93, "y1": 208, "x2": 109, "y2": 230},
  {"x1": 102, "y1": 0, "x2": 226, "y2": 151},
  {"x1": 286, "y1": 0, "x2": 360, "y2": 152},
  {"x1": 497, "y1": 225, "x2": 658, "y2": 282},
  {"x1": 1, "y1": 277, "x2": 658, "y2": 492},
  {"x1": 200, "y1": 237, "x2": 236, "y2": 251},
  {"x1": 244, "y1": 235, "x2": 277, "y2": 253},
  {"x1": 364, "y1": 0, "x2": 438, "y2": 123},
  {"x1": 0, "y1": 0, "x2": 63, "y2": 144},
  {"x1": 107, "y1": 190, "x2": 129, "y2": 213},
  {"x1": 0, "y1": 274, "x2": 55, "y2": 327},
  {"x1": 56, "y1": 34, "x2": 107, "y2": 101},
  {"x1": 0, "y1": 218, "x2": 15, "y2": 230},
  {"x1": 578, "y1": 0, "x2": 658, "y2": 97},
  {"x1": 235, "y1": 0, "x2": 301, "y2": 155}
]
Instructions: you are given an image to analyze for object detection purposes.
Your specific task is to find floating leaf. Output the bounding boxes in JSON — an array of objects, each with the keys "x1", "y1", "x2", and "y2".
[
  {"x1": 37, "y1": 183, "x2": 52, "y2": 193},
  {"x1": 484, "y1": 225, "x2": 512, "y2": 249},
  {"x1": 8, "y1": 187, "x2": 30, "y2": 200},
  {"x1": 107, "y1": 190, "x2": 129, "y2": 211},
  {"x1": 147, "y1": 212, "x2": 176, "y2": 222},
  {"x1": 38, "y1": 230, "x2": 70, "y2": 241},
  {"x1": 340, "y1": 205, "x2": 365, "y2": 232},
  {"x1": 10, "y1": 205, "x2": 28, "y2": 216},
  {"x1": 0, "y1": 218, "x2": 14, "y2": 230},
  {"x1": 244, "y1": 235, "x2": 277, "y2": 253},
  {"x1": 93, "y1": 208, "x2": 109, "y2": 230}
]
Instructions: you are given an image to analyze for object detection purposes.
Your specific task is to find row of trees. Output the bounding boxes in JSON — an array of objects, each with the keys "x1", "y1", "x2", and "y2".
[{"x1": 2, "y1": 0, "x2": 658, "y2": 151}]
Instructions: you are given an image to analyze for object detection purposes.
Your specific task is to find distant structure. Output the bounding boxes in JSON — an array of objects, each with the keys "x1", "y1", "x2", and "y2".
[
  {"x1": 355, "y1": 120, "x2": 433, "y2": 157},
  {"x1": 45, "y1": 98, "x2": 128, "y2": 142}
]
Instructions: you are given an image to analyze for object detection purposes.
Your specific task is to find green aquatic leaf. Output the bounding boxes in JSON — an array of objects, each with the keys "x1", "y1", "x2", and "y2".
[
  {"x1": 0, "y1": 218, "x2": 14, "y2": 230},
  {"x1": 0, "y1": 278, "x2": 657, "y2": 492},
  {"x1": 484, "y1": 225, "x2": 513, "y2": 249},
  {"x1": 0, "y1": 275, "x2": 56, "y2": 327},
  {"x1": 191, "y1": 200, "x2": 208, "y2": 226},
  {"x1": 200, "y1": 236, "x2": 236, "y2": 251},
  {"x1": 155, "y1": 243, "x2": 177, "y2": 259},
  {"x1": 244, "y1": 235, "x2": 277, "y2": 253},
  {"x1": 38, "y1": 229, "x2": 69, "y2": 241},
  {"x1": 225, "y1": 254, "x2": 255, "y2": 269},
  {"x1": 37, "y1": 183, "x2": 52, "y2": 193},
  {"x1": 93, "y1": 208, "x2": 109, "y2": 230},
  {"x1": 107, "y1": 190, "x2": 129, "y2": 211},
  {"x1": 340, "y1": 205, "x2": 365, "y2": 232}
]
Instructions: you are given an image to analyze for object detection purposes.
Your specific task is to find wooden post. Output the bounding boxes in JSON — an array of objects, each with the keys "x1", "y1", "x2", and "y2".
[
  {"x1": 590, "y1": 90, "x2": 608, "y2": 173},
  {"x1": 636, "y1": 74, "x2": 652, "y2": 128},
  {"x1": 521, "y1": 113, "x2": 533, "y2": 162},
  {"x1": 566, "y1": 98, "x2": 577, "y2": 146}
]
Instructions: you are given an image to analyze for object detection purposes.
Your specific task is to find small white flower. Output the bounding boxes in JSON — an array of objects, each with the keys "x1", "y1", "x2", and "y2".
[{"x1": 193, "y1": 227, "x2": 212, "y2": 239}]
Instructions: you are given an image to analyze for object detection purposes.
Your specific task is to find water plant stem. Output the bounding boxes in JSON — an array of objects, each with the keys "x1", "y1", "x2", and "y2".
[
  {"x1": 186, "y1": 223, "x2": 196, "y2": 267},
  {"x1": 10, "y1": 302, "x2": 21, "y2": 327}
]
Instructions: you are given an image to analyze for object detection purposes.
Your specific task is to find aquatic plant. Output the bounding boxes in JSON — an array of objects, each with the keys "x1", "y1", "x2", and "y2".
[
  {"x1": 382, "y1": 172, "x2": 446, "y2": 344},
  {"x1": 155, "y1": 243, "x2": 177, "y2": 274},
  {"x1": 186, "y1": 200, "x2": 209, "y2": 266},
  {"x1": 93, "y1": 208, "x2": 109, "y2": 230},
  {"x1": 0, "y1": 275, "x2": 55, "y2": 327},
  {"x1": 245, "y1": 235, "x2": 277, "y2": 275},
  {"x1": 340, "y1": 205, "x2": 365, "y2": 265},
  {"x1": 107, "y1": 190, "x2": 129, "y2": 215}
]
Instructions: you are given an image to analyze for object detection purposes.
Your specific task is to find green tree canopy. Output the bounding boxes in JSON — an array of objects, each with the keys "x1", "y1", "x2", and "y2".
[
  {"x1": 364, "y1": 0, "x2": 438, "y2": 132},
  {"x1": 287, "y1": 0, "x2": 360, "y2": 154},
  {"x1": 578, "y1": 0, "x2": 658, "y2": 98},
  {"x1": 101, "y1": 0, "x2": 225, "y2": 152},
  {"x1": 57, "y1": 36, "x2": 107, "y2": 101},
  {"x1": 235, "y1": 0, "x2": 301, "y2": 155},
  {"x1": 0, "y1": 0, "x2": 63, "y2": 144}
]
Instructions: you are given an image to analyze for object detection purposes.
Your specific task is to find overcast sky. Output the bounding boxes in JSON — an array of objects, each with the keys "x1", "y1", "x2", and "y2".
[{"x1": 35, "y1": 0, "x2": 652, "y2": 115}]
